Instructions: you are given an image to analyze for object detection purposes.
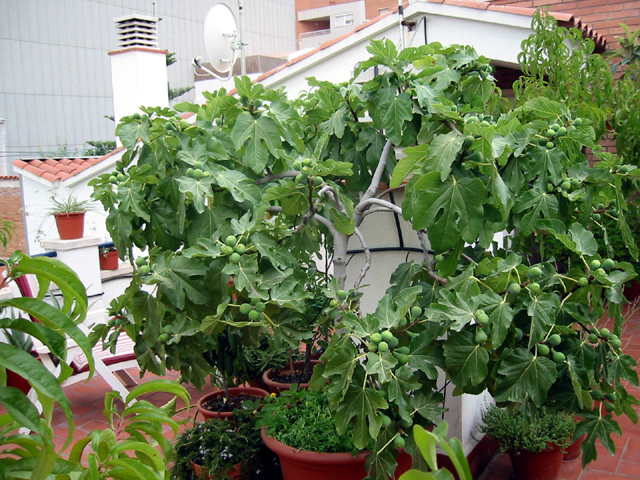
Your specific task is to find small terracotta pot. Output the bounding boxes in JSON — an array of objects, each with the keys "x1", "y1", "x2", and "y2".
[
  {"x1": 99, "y1": 250, "x2": 119, "y2": 270},
  {"x1": 54, "y1": 212, "x2": 85, "y2": 239},
  {"x1": 509, "y1": 443, "x2": 564, "y2": 480},
  {"x1": 262, "y1": 360, "x2": 320, "y2": 393},
  {"x1": 195, "y1": 386, "x2": 269, "y2": 420},
  {"x1": 190, "y1": 460, "x2": 242, "y2": 479},
  {"x1": 261, "y1": 426, "x2": 369, "y2": 480}
]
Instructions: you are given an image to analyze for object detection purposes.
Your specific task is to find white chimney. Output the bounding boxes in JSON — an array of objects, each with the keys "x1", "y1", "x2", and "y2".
[{"x1": 108, "y1": 15, "x2": 169, "y2": 137}]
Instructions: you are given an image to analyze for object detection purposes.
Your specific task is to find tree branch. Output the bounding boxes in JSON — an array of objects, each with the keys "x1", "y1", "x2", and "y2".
[
  {"x1": 256, "y1": 171, "x2": 299, "y2": 185},
  {"x1": 417, "y1": 230, "x2": 448, "y2": 285},
  {"x1": 353, "y1": 227, "x2": 372, "y2": 290},
  {"x1": 356, "y1": 198, "x2": 403, "y2": 218},
  {"x1": 355, "y1": 139, "x2": 393, "y2": 225},
  {"x1": 447, "y1": 121, "x2": 462, "y2": 136},
  {"x1": 376, "y1": 186, "x2": 405, "y2": 199}
]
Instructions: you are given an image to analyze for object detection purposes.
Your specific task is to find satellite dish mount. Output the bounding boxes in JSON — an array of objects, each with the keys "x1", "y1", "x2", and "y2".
[{"x1": 193, "y1": 1, "x2": 246, "y2": 81}]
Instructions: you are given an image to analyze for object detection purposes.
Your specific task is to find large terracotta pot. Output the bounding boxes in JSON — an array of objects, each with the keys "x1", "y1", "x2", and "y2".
[
  {"x1": 261, "y1": 427, "x2": 369, "y2": 480},
  {"x1": 509, "y1": 443, "x2": 564, "y2": 480},
  {"x1": 262, "y1": 360, "x2": 320, "y2": 393},
  {"x1": 99, "y1": 250, "x2": 119, "y2": 270},
  {"x1": 196, "y1": 386, "x2": 269, "y2": 420},
  {"x1": 190, "y1": 460, "x2": 242, "y2": 479},
  {"x1": 54, "y1": 212, "x2": 85, "y2": 239},
  {"x1": 563, "y1": 433, "x2": 587, "y2": 461}
]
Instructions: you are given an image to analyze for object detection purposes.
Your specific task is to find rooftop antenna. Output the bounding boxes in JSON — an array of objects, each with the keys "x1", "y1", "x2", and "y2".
[{"x1": 192, "y1": 2, "x2": 246, "y2": 81}]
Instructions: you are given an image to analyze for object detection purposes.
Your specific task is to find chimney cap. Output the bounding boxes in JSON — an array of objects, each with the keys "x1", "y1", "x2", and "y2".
[
  {"x1": 113, "y1": 13, "x2": 159, "y2": 24},
  {"x1": 114, "y1": 14, "x2": 160, "y2": 49}
]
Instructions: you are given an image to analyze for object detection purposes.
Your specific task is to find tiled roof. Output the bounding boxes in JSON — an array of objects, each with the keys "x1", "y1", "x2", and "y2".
[
  {"x1": 13, "y1": 147, "x2": 125, "y2": 183},
  {"x1": 251, "y1": 1, "x2": 606, "y2": 85},
  {"x1": 0, "y1": 176, "x2": 19, "y2": 180}
]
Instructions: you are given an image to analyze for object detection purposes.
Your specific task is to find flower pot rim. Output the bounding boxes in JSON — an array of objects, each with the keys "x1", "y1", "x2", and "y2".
[
  {"x1": 260, "y1": 426, "x2": 369, "y2": 464},
  {"x1": 190, "y1": 459, "x2": 243, "y2": 479},
  {"x1": 262, "y1": 360, "x2": 321, "y2": 392},
  {"x1": 196, "y1": 386, "x2": 269, "y2": 419}
]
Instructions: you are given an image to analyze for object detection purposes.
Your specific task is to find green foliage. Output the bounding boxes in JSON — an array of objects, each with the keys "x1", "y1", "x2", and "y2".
[
  {"x1": 0, "y1": 218, "x2": 13, "y2": 249},
  {"x1": 84, "y1": 140, "x2": 116, "y2": 156},
  {"x1": 47, "y1": 194, "x2": 94, "y2": 215},
  {"x1": 398, "y1": 422, "x2": 472, "y2": 480},
  {"x1": 604, "y1": 24, "x2": 640, "y2": 75},
  {"x1": 92, "y1": 31, "x2": 640, "y2": 479},
  {"x1": 258, "y1": 387, "x2": 359, "y2": 455},
  {"x1": 0, "y1": 253, "x2": 189, "y2": 479},
  {"x1": 514, "y1": 9, "x2": 613, "y2": 137},
  {"x1": 479, "y1": 405, "x2": 574, "y2": 453},
  {"x1": 172, "y1": 415, "x2": 266, "y2": 480}
]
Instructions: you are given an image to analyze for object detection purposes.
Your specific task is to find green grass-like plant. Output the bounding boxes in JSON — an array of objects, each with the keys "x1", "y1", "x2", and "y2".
[{"x1": 47, "y1": 194, "x2": 94, "y2": 215}]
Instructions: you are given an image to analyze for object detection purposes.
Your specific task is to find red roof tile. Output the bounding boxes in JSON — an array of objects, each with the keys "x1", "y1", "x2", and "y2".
[
  {"x1": 0, "y1": 175, "x2": 19, "y2": 180},
  {"x1": 12, "y1": 147, "x2": 125, "y2": 184}
]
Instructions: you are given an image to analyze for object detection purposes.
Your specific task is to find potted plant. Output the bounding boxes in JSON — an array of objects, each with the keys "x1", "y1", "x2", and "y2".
[
  {"x1": 244, "y1": 337, "x2": 292, "y2": 391},
  {"x1": 258, "y1": 386, "x2": 370, "y2": 480},
  {"x1": 47, "y1": 194, "x2": 93, "y2": 239},
  {"x1": 99, "y1": 245, "x2": 119, "y2": 270},
  {"x1": 262, "y1": 279, "x2": 334, "y2": 393},
  {"x1": 172, "y1": 415, "x2": 266, "y2": 480},
  {"x1": 479, "y1": 405, "x2": 574, "y2": 480},
  {"x1": 195, "y1": 327, "x2": 270, "y2": 420}
]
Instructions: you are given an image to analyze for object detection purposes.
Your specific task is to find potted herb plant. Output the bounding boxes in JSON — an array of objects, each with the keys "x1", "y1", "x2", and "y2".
[
  {"x1": 479, "y1": 405, "x2": 574, "y2": 480},
  {"x1": 47, "y1": 194, "x2": 93, "y2": 239},
  {"x1": 257, "y1": 387, "x2": 370, "y2": 480},
  {"x1": 99, "y1": 245, "x2": 119, "y2": 270},
  {"x1": 172, "y1": 416, "x2": 265, "y2": 480}
]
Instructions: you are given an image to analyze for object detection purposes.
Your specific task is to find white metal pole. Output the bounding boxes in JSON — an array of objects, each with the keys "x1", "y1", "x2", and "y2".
[
  {"x1": 238, "y1": 0, "x2": 246, "y2": 76},
  {"x1": 398, "y1": 0, "x2": 405, "y2": 50}
]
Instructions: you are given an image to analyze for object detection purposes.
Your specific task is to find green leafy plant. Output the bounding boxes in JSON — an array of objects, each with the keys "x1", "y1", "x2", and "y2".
[
  {"x1": 399, "y1": 422, "x2": 472, "y2": 480},
  {"x1": 91, "y1": 24, "x2": 640, "y2": 479},
  {"x1": 84, "y1": 140, "x2": 117, "y2": 157},
  {"x1": 99, "y1": 245, "x2": 118, "y2": 257},
  {"x1": 0, "y1": 218, "x2": 13, "y2": 249},
  {"x1": 0, "y1": 253, "x2": 190, "y2": 479},
  {"x1": 258, "y1": 386, "x2": 358, "y2": 455},
  {"x1": 604, "y1": 24, "x2": 640, "y2": 75},
  {"x1": 172, "y1": 409, "x2": 275, "y2": 480},
  {"x1": 479, "y1": 405, "x2": 574, "y2": 454},
  {"x1": 47, "y1": 194, "x2": 94, "y2": 215}
]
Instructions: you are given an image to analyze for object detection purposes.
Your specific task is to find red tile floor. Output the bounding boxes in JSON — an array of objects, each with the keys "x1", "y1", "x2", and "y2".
[{"x1": 47, "y1": 305, "x2": 640, "y2": 479}]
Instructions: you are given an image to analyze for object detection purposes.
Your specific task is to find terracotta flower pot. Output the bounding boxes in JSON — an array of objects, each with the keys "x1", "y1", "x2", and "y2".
[
  {"x1": 262, "y1": 360, "x2": 320, "y2": 393},
  {"x1": 261, "y1": 426, "x2": 369, "y2": 480},
  {"x1": 190, "y1": 460, "x2": 242, "y2": 479},
  {"x1": 54, "y1": 212, "x2": 85, "y2": 239},
  {"x1": 195, "y1": 386, "x2": 269, "y2": 420},
  {"x1": 99, "y1": 250, "x2": 119, "y2": 270},
  {"x1": 509, "y1": 443, "x2": 564, "y2": 480}
]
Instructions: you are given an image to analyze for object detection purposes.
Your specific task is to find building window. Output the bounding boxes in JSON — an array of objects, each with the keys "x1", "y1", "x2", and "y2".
[
  {"x1": 335, "y1": 13, "x2": 354, "y2": 27},
  {"x1": 379, "y1": 8, "x2": 389, "y2": 15}
]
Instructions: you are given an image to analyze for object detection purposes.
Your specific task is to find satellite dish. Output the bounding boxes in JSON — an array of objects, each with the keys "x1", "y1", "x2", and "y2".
[{"x1": 203, "y1": 3, "x2": 238, "y2": 73}]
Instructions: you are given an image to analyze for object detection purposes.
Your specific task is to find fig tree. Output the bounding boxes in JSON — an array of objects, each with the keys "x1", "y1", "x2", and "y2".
[
  {"x1": 378, "y1": 341, "x2": 389, "y2": 352},
  {"x1": 552, "y1": 351, "x2": 566, "y2": 363},
  {"x1": 547, "y1": 334, "x2": 561, "y2": 347},
  {"x1": 475, "y1": 330, "x2": 488, "y2": 344},
  {"x1": 370, "y1": 333, "x2": 382, "y2": 343},
  {"x1": 248, "y1": 310, "x2": 259, "y2": 321},
  {"x1": 229, "y1": 253, "x2": 241, "y2": 264},
  {"x1": 239, "y1": 303, "x2": 252, "y2": 315},
  {"x1": 528, "y1": 267, "x2": 542, "y2": 279},
  {"x1": 225, "y1": 235, "x2": 237, "y2": 246},
  {"x1": 578, "y1": 277, "x2": 589, "y2": 287},
  {"x1": 602, "y1": 258, "x2": 615, "y2": 270},
  {"x1": 235, "y1": 244, "x2": 247, "y2": 254},
  {"x1": 590, "y1": 259, "x2": 601, "y2": 270},
  {"x1": 410, "y1": 306, "x2": 422, "y2": 318}
]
